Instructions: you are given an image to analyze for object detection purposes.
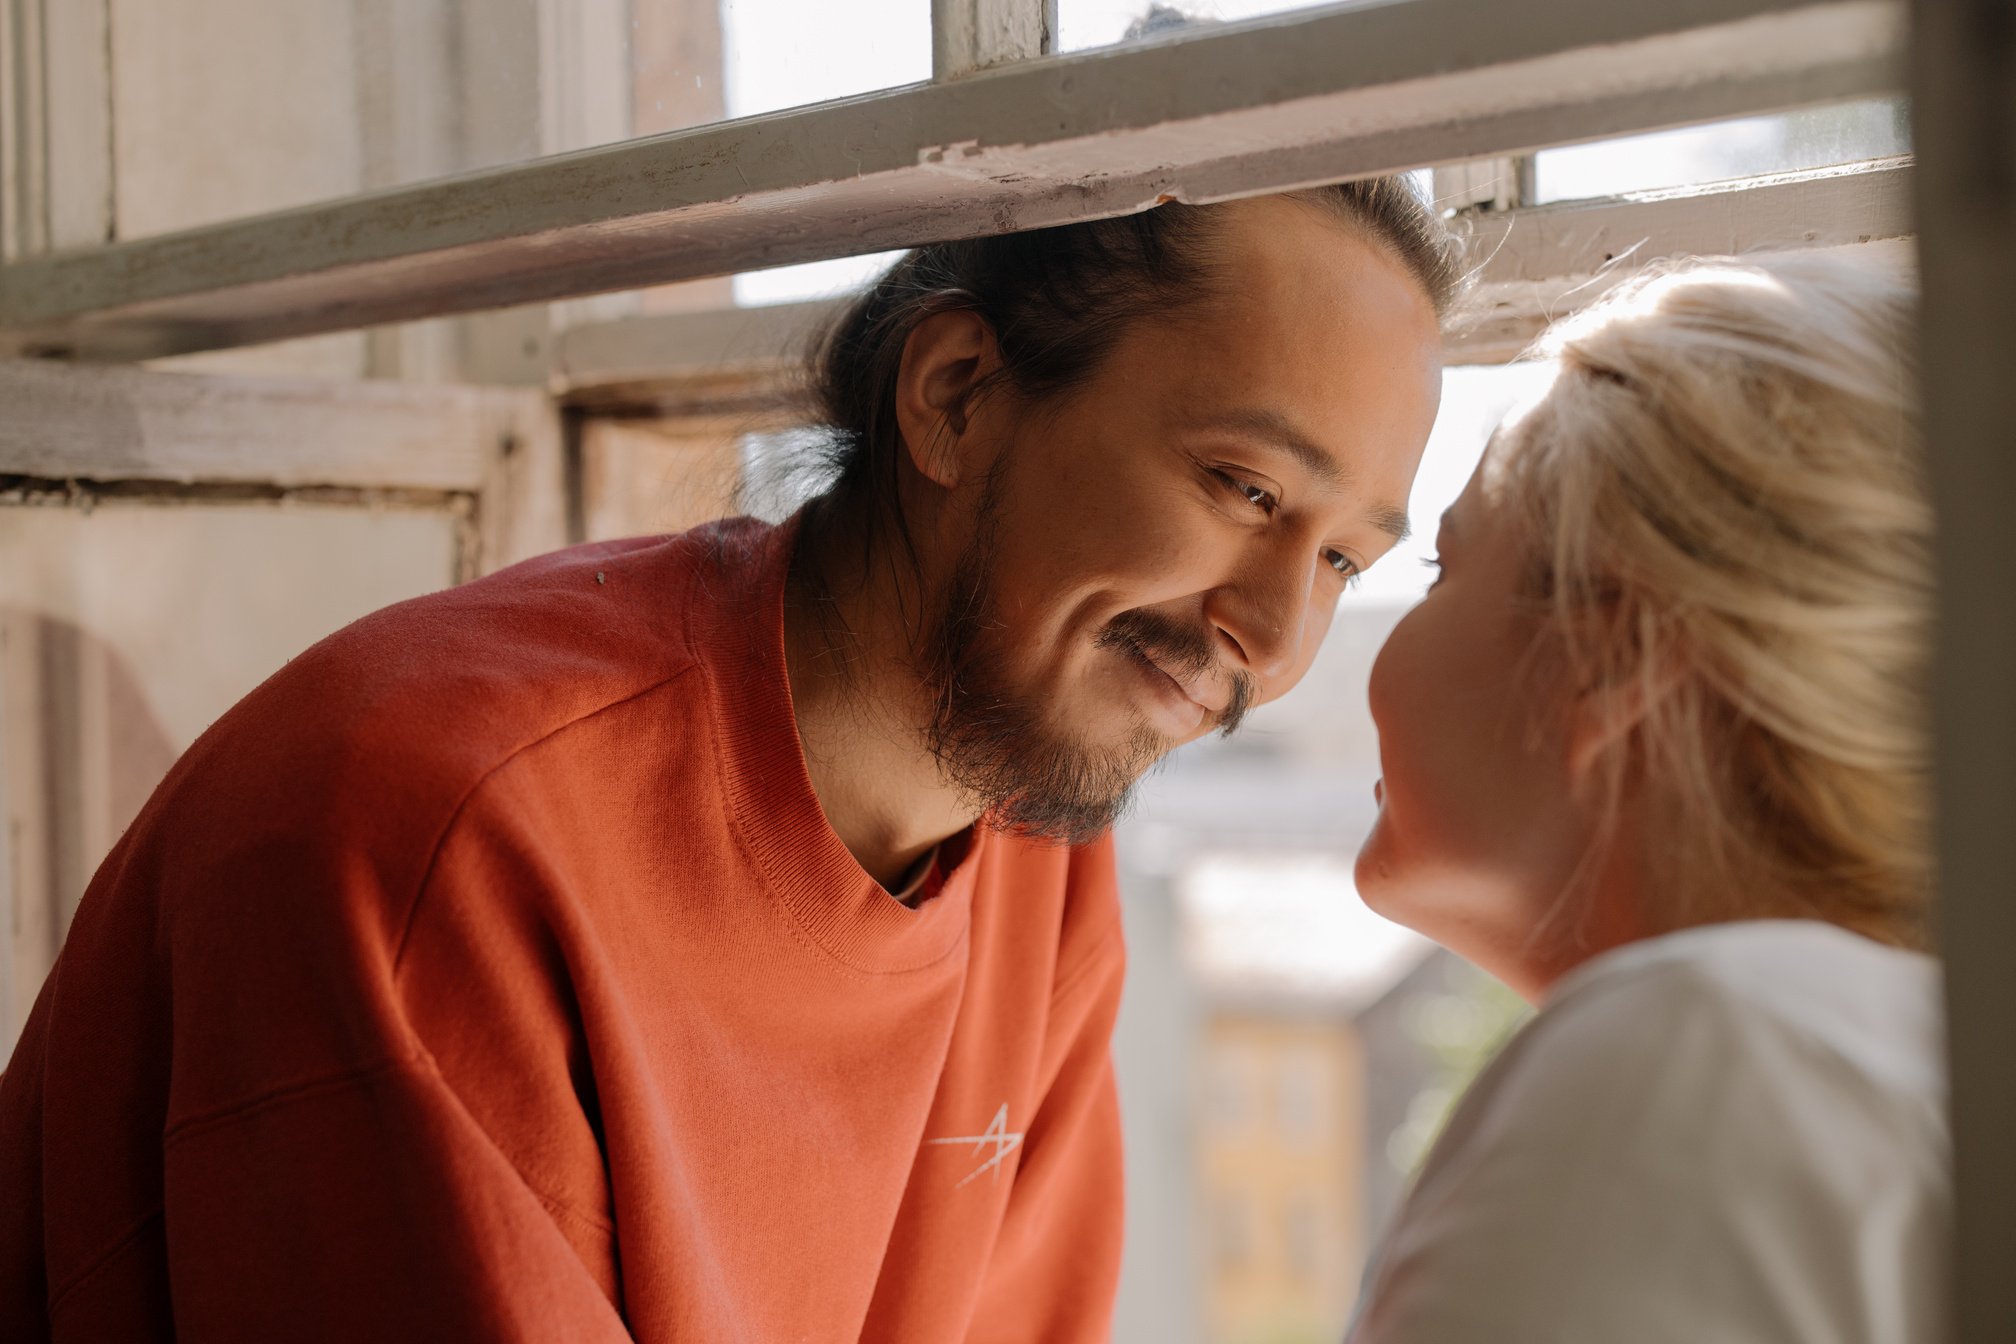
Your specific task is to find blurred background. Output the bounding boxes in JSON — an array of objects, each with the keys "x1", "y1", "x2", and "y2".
[{"x1": 0, "y1": 2, "x2": 1913, "y2": 1340}]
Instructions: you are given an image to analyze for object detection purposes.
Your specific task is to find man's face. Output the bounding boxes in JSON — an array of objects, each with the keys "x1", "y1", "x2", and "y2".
[{"x1": 919, "y1": 198, "x2": 1445, "y2": 842}]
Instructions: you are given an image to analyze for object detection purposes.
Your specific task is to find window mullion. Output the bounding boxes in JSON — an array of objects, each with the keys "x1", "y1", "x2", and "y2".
[{"x1": 933, "y1": 0, "x2": 1056, "y2": 80}]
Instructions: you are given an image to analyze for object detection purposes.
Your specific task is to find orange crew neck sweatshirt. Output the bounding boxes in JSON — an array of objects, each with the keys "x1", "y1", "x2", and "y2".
[{"x1": 0, "y1": 518, "x2": 1127, "y2": 1342}]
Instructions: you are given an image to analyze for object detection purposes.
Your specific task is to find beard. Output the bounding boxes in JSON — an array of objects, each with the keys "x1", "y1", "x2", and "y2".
[{"x1": 916, "y1": 481, "x2": 1255, "y2": 846}]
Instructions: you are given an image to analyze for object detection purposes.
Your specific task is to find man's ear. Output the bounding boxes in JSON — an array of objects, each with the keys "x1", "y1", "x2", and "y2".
[{"x1": 895, "y1": 309, "x2": 1001, "y2": 490}]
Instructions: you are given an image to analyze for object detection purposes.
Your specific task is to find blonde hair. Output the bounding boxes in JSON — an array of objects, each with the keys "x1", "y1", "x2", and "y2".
[{"x1": 1494, "y1": 252, "x2": 1933, "y2": 950}]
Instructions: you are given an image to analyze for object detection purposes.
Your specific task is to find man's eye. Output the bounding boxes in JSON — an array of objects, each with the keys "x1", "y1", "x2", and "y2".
[
  {"x1": 1323, "y1": 549, "x2": 1360, "y2": 580},
  {"x1": 1212, "y1": 469, "x2": 1278, "y2": 515}
]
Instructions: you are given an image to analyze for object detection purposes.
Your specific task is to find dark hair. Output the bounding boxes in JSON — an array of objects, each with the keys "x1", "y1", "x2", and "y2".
[
  {"x1": 1124, "y1": 4, "x2": 1202, "y2": 41},
  {"x1": 794, "y1": 179, "x2": 1466, "y2": 578}
]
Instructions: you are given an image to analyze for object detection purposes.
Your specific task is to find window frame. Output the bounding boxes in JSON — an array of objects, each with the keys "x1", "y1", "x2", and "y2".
[
  {"x1": 549, "y1": 154, "x2": 1914, "y2": 426},
  {"x1": 0, "y1": 0, "x2": 1904, "y2": 362},
  {"x1": 1, "y1": 0, "x2": 2009, "y2": 1335},
  {"x1": 0, "y1": 356, "x2": 566, "y2": 579},
  {"x1": 1912, "y1": 1, "x2": 2016, "y2": 1335}
]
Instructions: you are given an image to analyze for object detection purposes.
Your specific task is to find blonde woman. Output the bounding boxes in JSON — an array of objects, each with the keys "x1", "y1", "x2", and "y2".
[{"x1": 1348, "y1": 253, "x2": 1946, "y2": 1343}]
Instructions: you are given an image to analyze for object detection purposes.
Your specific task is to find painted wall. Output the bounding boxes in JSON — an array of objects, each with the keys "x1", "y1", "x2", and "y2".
[{"x1": 0, "y1": 501, "x2": 459, "y2": 1047}]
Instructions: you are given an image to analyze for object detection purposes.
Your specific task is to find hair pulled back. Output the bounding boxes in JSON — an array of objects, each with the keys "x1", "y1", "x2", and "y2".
[
  {"x1": 793, "y1": 179, "x2": 1463, "y2": 568},
  {"x1": 1496, "y1": 251, "x2": 1932, "y2": 949}
]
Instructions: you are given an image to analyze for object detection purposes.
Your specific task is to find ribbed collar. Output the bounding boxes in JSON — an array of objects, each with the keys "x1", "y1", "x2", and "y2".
[{"x1": 692, "y1": 516, "x2": 979, "y2": 976}]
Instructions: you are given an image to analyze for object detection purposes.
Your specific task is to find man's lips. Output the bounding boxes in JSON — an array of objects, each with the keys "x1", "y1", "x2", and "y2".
[{"x1": 1124, "y1": 638, "x2": 1223, "y2": 717}]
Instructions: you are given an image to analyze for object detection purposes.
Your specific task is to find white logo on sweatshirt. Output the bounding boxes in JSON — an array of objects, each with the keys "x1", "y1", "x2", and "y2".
[{"x1": 927, "y1": 1104, "x2": 1025, "y2": 1188}]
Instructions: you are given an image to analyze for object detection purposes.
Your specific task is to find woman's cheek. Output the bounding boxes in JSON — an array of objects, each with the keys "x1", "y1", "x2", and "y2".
[
  {"x1": 1358, "y1": 633, "x2": 1423, "y2": 896},
  {"x1": 1366, "y1": 603, "x2": 1432, "y2": 737}
]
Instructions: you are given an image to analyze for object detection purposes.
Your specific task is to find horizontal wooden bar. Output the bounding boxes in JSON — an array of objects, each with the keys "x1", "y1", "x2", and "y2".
[
  {"x1": 0, "y1": 357, "x2": 550, "y2": 492},
  {"x1": 1450, "y1": 156, "x2": 1915, "y2": 361},
  {"x1": 0, "y1": 0, "x2": 1901, "y2": 361},
  {"x1": 549, "y1": 159, "x2": 1915, "y2": 415}
]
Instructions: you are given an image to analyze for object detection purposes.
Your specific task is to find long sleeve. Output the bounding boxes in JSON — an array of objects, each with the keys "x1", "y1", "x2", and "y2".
[
  {"x1": 965, "y1": 898, "x2": 1128, "y2": 1343},
  {"x1": 159, "y1": 1053, "x2": 632, "y2": 1342},
  {"x1": 3, "y1": 802, "x2": 634, "y2": 1343},
  {"x1": 161, "y1": 809, "x2": 630, "y2": 1342},
  {"x1": 5, "y1": 518, "x2": 1153, "y2": 1342}
]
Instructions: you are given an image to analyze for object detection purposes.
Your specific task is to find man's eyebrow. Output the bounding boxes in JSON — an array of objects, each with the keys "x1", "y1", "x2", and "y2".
[
  {"x1": 1368, "y1": 504, "x2": 1411, "y2": 544},
  {"x1": 1194, "y1": 408, "x2": 1350, "y2": 488}
]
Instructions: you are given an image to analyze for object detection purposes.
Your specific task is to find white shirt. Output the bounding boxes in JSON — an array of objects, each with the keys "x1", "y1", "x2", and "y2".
[{"x1": 1348, "y1": 920, "x2": 1949, "y2": 1344}]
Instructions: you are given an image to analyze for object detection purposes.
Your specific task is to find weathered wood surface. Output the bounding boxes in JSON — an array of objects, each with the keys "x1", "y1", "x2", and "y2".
[
  {"x1": 549, "y1": 159, "x2": 1916, "y2": 410},
  {"x1": 1912, "y1": 0, "x2": 2016, "y2": 1338},
  {"x1": 934, "y1": 0, "x2": 1052, "y2": 80},
  {"x1": 1451, "y1": 157, "x2": 1915, "y2": 360},
  {"x1": 0, "y1": 0, "x2": 114, "y2": 259},
  {"x1": 0, "y1": 356, "x2": 551, "y2": 492},
  {"x1": 0, "y1": 0, "x2": 1903, "y2": 360}
]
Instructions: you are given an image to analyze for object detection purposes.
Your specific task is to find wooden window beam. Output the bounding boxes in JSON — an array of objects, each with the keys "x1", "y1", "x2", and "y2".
[
  {"x1": 548, "y1": 158, "x2": 1916, "y2": 413},
  {"x1": 1451, "y1": 156, "x2": 1914, "y2": 361},
  {"x1": 1913, "y1": 0, "x2": 2016, "y2": 1337},
  {"x1": 0, "y1": 0, "x2": 1902, "y2": 362},
  {"x1": 0, "y1": 356, "x2": 569, "y2": 574},
  {"x1": 0, "y1": 356, "x2": 546, "y2": 494}
]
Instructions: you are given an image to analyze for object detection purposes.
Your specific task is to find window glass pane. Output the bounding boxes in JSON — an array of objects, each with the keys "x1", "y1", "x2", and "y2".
[
  {"x1": 1060, "y1": 0, "x2": 1368, "y2": 52},
  {"x1": 1533, "y1": 97, "x2": 1911, "y2": 204},
  {"x1": 1275, "y1": 1046, "x2": 1327, "y2": 1143},
  {"x1": 724, "y1": 0, "x2": 929, "y2": 120},
  {"x1": 108, "y1": 0, "x2": 928, "y2": 242},
  {"x1": 1284, "y1": 1197, "x2": 1323, "y2": 1281},
  {"x1": 1206, "y1": 1040, "x2": 1258, "y2": 1135},
  {"x1": 1212, "y1": 1193, "x2": 1253, "y2": 1270},
  {"x1": 734, "y1": 252, "x2": 906, "y2": 309}
]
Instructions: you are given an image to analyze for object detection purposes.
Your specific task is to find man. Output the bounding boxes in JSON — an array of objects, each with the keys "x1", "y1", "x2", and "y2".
[{"x1": 0, "y1": 182, "x2": 1455, "y2": 1341}]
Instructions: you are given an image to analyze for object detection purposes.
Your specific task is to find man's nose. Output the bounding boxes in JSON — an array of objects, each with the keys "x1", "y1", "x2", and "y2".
[{"x1": 1204, "y1": 540, "x2": 1316, "y2": 683}]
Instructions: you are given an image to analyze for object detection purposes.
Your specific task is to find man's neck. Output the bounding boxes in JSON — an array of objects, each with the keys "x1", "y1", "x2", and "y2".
[{"x1": 781, "y1": 522, "x2": 980, "y2": 891}]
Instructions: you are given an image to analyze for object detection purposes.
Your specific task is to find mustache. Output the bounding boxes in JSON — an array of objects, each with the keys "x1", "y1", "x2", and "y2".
[{"x1": 1095, "y1": 610, "x2": 1256, "y2": 737}]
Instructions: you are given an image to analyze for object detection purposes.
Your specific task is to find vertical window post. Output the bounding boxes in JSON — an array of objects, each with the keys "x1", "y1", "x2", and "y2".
[
  {"x1": 0, "y1": 0, "x2": 114, "y2": 260},
  {"x1": 933, "y1": 0, "x2": 1055, "y2": 80},
  {"x1": 1914, "y1": 0, "x2": 2016, "y2": 1338}
]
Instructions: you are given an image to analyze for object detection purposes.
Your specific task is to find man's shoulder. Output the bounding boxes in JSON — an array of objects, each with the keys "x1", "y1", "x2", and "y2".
[
  {"x1": 145, "y1": 521, "x2": 780, "y2": 871},
  {"x1": 241, "y1": 534, "x2": 714, "y2": 758}
]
